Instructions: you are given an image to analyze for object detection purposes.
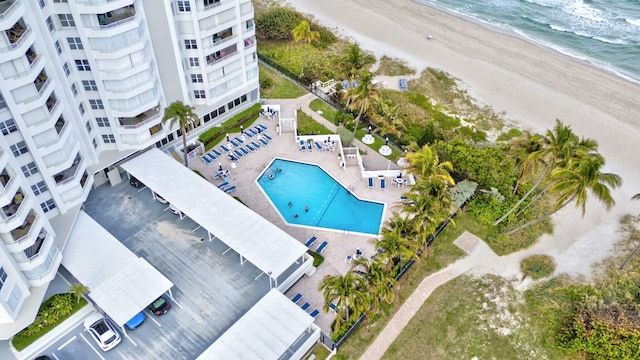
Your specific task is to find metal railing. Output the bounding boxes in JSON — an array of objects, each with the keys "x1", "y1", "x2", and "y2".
[
  {"x1": 0, "y1": 1, "x2": 20, "y2": 21},
  {"x1": 0, "y1": 27, "x2": 32, "y2": 53},
  {"x1": 8, "y1": 55, "x2": 41, "y2": 80},
  {"x1": 119, "y1": 113, "x2": 160, "y2": 129}
]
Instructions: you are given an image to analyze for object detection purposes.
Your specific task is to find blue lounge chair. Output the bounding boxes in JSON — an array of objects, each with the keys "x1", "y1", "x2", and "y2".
[
  {"x1": 230, "y1": 139, "x2": 240, "y2": 147},
  {"x1": 228, "y1": 154, "x2": 239, "y2": 162},
  {"x1": 201, "y1": 156, "x2": 212, "y2": 164},
  {"x1": 233, "y1": 149, "x2": 243, "y2": 158},
  {"x1": 329, "y1": 303, "x2": 337, "y2": 313},
  {"x1": 217, "y1": 182, "x2": 228, "y2": 189},
  {"x1": 224, "y1": 186, "x2": 237, "y2": 194},
  {"x1": 251, "y1": 141, "x2": 261, "y2": 149},
  {"x1": 314, "y1": 142, "x2": 323, "y2": 151},
  {"x1": 250, "y1": 128, "x2": 259, "y2": 135},
  {"x1": 259, "y1": 123, "x2": 268, "y2": 131},
  {"x1": 212, "y1": 149, "x2": 222, "y2": 157},
  {"x1": 291, "y1": 293, "x2": 302, "y2": 304},
  {"x1": 263, "y1": 133, "x2": 273, "y2": 141},
  {"x1": 259, "y1": 138, "x2": 269, "y2": 146},
  {"x1": 246, "y1": 143, "x2": 256, "y2": 152},
  {"x1": 380, "y1": 178, "x2": 386, "y2": 190},
  {"x1": 221, "y1": 145, "x2": 231, "y2": 153},
  {"x1": 368, "y1": 178, "x2": 373, "y2": 188},
  {"x1": 239, "y1": 147, "x2": 249, "y2": 156},
  {"x1": 400, "y1": 195, "x2": 408, "y2": 202},
  {"x1": 235, "y1": 136, "x2": 244, "y2": 144},
  {"x1": 342, "y1": 80, "x2": 349, "y2": 89},
  {"x1": 301, "y1": 303, "x2": 310, "y2": 311},
  {"x1": 206, "y1": 153, "x2": 216, "y2": 161},
  {"x1": 316, "y1": 241, "x2": 328, "y2": 254},
  {"x1": 310, "y1": 309, "x2": 320, "y2": 318},
  {"x1": 299, "y1": 141, "x2": 306, "y2": 151},
  {"x1": 244, "y1": 131, "x2": 253, "y2": 138},
  {"x1": 304, "y1": 236, "x2": 317, "y2": 247}
]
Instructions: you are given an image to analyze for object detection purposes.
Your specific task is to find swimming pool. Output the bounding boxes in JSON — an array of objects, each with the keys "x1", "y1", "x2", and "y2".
[{"x1": 257, "y1": 158, "x2": 384, "y2": 235}]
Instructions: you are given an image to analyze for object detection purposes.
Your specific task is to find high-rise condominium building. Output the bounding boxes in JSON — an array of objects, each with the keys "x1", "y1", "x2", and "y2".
[{"x1": 0, "y1": 0, "x2": 258, "y2": 337}]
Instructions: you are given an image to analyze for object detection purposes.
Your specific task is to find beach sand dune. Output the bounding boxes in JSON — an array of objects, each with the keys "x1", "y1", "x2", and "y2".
[{"x1": 279, "y1": 0, "x2": 640, "y2": 277}]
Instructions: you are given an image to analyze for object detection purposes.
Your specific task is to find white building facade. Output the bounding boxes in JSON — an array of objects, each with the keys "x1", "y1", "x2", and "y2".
[{"x1": 0, "y1": 0, "x2": 258, "y2": 337}]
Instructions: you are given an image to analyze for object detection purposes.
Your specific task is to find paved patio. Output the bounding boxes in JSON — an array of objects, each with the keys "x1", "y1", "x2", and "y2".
[{"x1": 189, "y1": 94, "x2": 407, "y2": 334}]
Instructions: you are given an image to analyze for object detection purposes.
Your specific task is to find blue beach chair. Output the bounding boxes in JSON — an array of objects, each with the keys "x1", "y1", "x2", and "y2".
[
  {"x1": 239, "y1": 147, "x2": 249, "y2": 156},
  {"x1": 316, "y1": 241, "x2": 328, "y2": 254},
  {"x1": 224, "y1": 186, "x2": 237, "y2": 194},
  {"x1": 201, "y1": 156, "x2": 212, "y2": 164},
  {"x1": 380, "y1": 178, "x2": 386, "y2": 190},
  {"x1": 258, "y1": 123, "x2": 268, "y2": 131},
  {"x1": 212, "y1": 148, "x2": 222, "y2": 157},
  {"x1": 291, "y1": 293, "x2": 303, "y2": 304},
  {"x1": 309, "y1": 309, "x2": 320, "y2": 318},
  {"x1": 368, "y1": 178, "x2": 374, "y2": 188},
  {"x1": 259, "y1": 138, "x2": 269, "y2": 146},
  {"x1": 263, "y1": 133, "x2": 273, "y2": 141},
  {"x1": 301, "y1": 303, "x2": 310, "y2": 311},
  {"x1": 305, "y1": 236, "x2": 317, "y2": 247},
  {"x1": 251, "y1": 141, "x2": 261, "y2": 150},
  {"x1": 221, "y1": 145, "x2": 231, "y2": 153},
  {"x1": 233, "y1": 149, "x2": 244, "y2": 158}
]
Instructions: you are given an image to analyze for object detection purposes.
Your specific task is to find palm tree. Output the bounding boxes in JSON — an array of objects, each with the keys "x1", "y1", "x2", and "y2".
[
  {"x1": 372, "y1": 99, "x2": 402, "y2": 138},
  {"x1": 336, "y1": 43, "x2": 376, "y2": 81},
  {"x1": 68, "y1": 283, "x2": 89, "y2": 303},
  {"x1": 319, "y1": 272, "x2": 369, "y2": 332},
  {"x1": 345, "y1": 70, "x2": 380, "y2": 140},
  {"x1": 352, "y1": 257, "x2": 397, "y2": 312},
  {"x1": 633, "y1": 194, "x2": 640, "y2": 201},
  {"x1": 291, "y1": 20, "x2": 319, "y2": 77},
  {"x1": 384, "y1": 213, "x2": 418, "y2": 241},
  {"x1": 162, "y1": 101, "x2": 200, "y2": 167},
  {"x1": 506, "y1": 152, "x2": 621, "y2": 234},
  {"x1": 404, "y1": 179, "x2": 452, "y2": 246},
  {"x1": 373, "y1": 226, "x2": 420, "y2": 272},
  {"x1": 405, "y1": 144, "x2": 454, "y2": 186}
]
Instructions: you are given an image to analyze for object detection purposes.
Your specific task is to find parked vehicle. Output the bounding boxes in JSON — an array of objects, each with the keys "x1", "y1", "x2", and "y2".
[
  {"x1": 148, "y1": 296, "x2": 172, "y2": 315},
  {"x1": 154, "y1": 193, "x2": 168, "y2": 204},
  {"x1": 84, "y1": 314, "x2": 121, "y2": 351},
  {"x1": 169, "y1": 203, "x2": 181, "y2": 216},
  {"x1": 129, "y1": 176, "x2": 143, "y2": 188},
  {"x1": 125, "y1": 311, "x2": 145, "y2": 330}
]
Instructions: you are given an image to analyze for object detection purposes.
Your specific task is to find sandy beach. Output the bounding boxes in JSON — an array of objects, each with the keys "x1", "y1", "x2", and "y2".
[{"x1": 278, "y1": 0, "x2": 640, "y2": 276}]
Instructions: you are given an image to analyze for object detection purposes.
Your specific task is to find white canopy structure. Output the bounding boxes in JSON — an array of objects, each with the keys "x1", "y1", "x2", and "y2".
[
  {"x1": 197, "y1": 289, "x2": 320, "y2": 360},
  {"x1": 120, "y1": 148, "x2": 309, "y2": 281},
  {"x1": 62, "y1": 211, "x2": 173, "y2": 327}
]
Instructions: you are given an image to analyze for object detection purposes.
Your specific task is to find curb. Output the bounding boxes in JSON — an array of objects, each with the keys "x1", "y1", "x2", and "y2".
[{"x1": 11, "y1": 304, "x2": 95, "y2": 360}]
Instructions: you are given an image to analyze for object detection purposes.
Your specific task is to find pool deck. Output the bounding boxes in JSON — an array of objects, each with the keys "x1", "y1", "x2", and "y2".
[{"x1": 189, "y1": 95, "x2": 407, "y2": 334}]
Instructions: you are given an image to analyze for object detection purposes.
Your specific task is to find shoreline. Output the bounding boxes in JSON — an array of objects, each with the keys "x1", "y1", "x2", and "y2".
[
  {"x1": 278, "y1": 0, "x2": 640, "y2": 278},
  {"x1": 414, "y1": 0, "x2": 640, "y2": 85}
]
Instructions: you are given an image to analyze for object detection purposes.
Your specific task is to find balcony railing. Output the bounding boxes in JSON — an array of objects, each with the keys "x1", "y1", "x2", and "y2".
[
  {"x1": 21, "y1": 231, "x2": 47, "y2": 263},
  {"x1": 9, "y1": 213, "x2": 37, "y2": 244},
  {"x1": 1, "y1": 192, "x2": 27, "y2": 223},
  {"x1": 0, "y1": 27, "x2": 31, "y2": 53},
  {"x1": 119, "y1": 108, "x2": 160, "y2": 128},
  {"x1": 0, "y1": 173, "x2": 16, "y2": 197},
  {"x1": 54, "y1": 156, "x2": 83, "y2": 186},
  {"x1": 8, "y1": 55, "x2": 41, "y2": 80},
  {"x1": 0, "y1": 1, "x2": 19, "y2": 21},
  {"x1": 77, "y1": 0, "x2": 121, "y2": 5},
  {"x1": 97, "y1": 6, "x2": 136, "y2": 29},
  {"x1": 203, "y1": 0, "x2": 222, "y2": 11}
]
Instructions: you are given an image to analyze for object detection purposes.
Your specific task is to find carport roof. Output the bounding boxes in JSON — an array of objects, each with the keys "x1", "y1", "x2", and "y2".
[
  {"x1": 62, "y1": 211, "x2": 173, "y2": 327},
  {"x1": 197, "y1": 289, "x2": 315, "y2": 359},
  {"x1": 120, "y1": 148, "x2": 308, "y2": 279}
]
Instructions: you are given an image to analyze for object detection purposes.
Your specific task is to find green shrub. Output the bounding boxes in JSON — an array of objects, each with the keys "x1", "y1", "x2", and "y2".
[
  {"x1": 334, "y1": 112, "x2": 353, "y2": 127},
  {"x1": 198, "y1": 103, "x2": 262, "y2": 148},
  {"x1": 12, "y1": 293, "x2": 88, "y2": 351},
  {"x1": 255, "y1": 8, "x2": 303, "y2": 41},
  {"x1": 308, "y1": 250, "x2": 324, "y2": 267},
  {"x1": 521, "y1": 255, "x2": 556, "y2": 280},
  {"x1": 260, "y1": 76, "x2": 274, "y2": 89}
]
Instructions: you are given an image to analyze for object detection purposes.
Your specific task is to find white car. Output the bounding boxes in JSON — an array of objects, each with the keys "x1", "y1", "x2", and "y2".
[{"x1": 83, "y1": 314, "x2": 121, "y2": 351}]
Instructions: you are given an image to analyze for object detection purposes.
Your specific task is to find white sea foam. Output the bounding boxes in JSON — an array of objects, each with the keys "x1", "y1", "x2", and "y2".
[
  {"x1": 592, "y1": 36, "x2": 626, "y2": 45},
  {"x1": 626, "y1": 18, "x2": 640, "y2": 27}
]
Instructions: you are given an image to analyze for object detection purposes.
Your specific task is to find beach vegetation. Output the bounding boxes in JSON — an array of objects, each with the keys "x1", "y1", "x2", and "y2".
[
  {"x1": 521, "y1": 255, "x2": 556, "y2": 279},
  {"x1": 295, "y1": 109, "x2": 333, "y2": 135},
  {"x1": 292, "y1": 20, "x2": 320, "y2": 76},
  {"x1": 334, "y1": 43, "x2": 377, "y2": 81},
  {"x1": 344, "y1": 70, "x2": 381, "y2": 141},
  {"x1": 259, "y1": 64, "x2": 307, "y2": 98},
  {"x1": 374, "y1": 56, "x2": 417, "y2": 76}
]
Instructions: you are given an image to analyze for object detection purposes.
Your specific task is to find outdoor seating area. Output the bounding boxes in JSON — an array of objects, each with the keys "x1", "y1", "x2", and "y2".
[
  {"x1": 260, "y1": 107, "x2": 278, "y2": 120},
  {"x1": 201, "y1": 124, "x2": 273, "y2": 166},
  {"x1": 290, "y1": 292, "x2": 320, "y2": 318},
  {"x1": 399, "y1": 78, "x2": 409, "y2": 91}
]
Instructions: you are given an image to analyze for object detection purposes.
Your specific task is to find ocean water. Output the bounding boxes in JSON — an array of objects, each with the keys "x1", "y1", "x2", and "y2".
[{"x1": 419, "y1": 0, "x2": 640, "y2": 82}]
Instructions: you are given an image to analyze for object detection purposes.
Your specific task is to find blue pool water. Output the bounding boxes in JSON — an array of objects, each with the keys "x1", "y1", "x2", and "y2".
[{"x1": 257, "y1": 159, "x2": 384, "y2": 235}]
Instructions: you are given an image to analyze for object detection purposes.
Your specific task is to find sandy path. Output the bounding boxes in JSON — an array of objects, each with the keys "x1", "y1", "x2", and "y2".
[{"x1": 278, "y1": 0, "x2": 640, "y2": 278}]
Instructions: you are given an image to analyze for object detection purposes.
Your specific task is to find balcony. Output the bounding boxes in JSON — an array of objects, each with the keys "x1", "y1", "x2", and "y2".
[
  {"x1": 211, "y1": 27, "x2": 233, "y2": 47},
  {"x1": 243, "y1": 19, "x2": 255, "y2": 33},
  {"x1": 53, "y1": 153, "x2": 82, "y2": 185},
  {"x1": 119, "y1": 106, "x2": 160, "y2": 128},
  {"x1": 206, "y1": 44, "x2": 238, "y2": 66},
  {"x1": 202, "y1": 0, "x2": 221, "y2": 10},
  {"x1": 244, "y1": 36, "x2": 255, "y2": 48},
  {"x1": 20, "y1": 230, "x2": 47, "y2": 263},
  {"x1": 97, "y1": 5, "x2": 135, "y2": 29},
  {"x1": 46, "y1": 94, "x2": 57, "y2": 113},
  {"x1": 149, "y1": 123, "x2": 162, "y2": 136},
  {"x1": 0, "y1": 169, "x2": 16, "y2": 197},
  {"x1": 9, "y1": 212, "x2": 37, "y2": 244},
  {"x1": 1, "y1": 25, "x2": 31, "y2": 54},
  {"x1": 0, "y1": 1, "x2": 20, "y2": 22},
  {"x1": 1, "y1": 190, "x2": 26, "y2": 221}
]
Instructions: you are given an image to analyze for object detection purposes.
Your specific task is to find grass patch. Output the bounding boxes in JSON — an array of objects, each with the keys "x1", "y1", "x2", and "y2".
[
  {"x1": 296, "y1": 110, "x2": 333, "y2": 135},
  {"x1": 496, "y1": 128, "x2": 523, "y2": 142},
  {"x1": 304, "y1": 343, "x2": 331, "y2": 359},
  {"x1": 335, "y1": 214, "x2": 483, "y2": 358},
  {"x1": 521, "y1": 255, "x2": 556, "y2": 280},
  {"x1": 309, "y1": 98, "x2": 339, "y2": 123},
  {"x1": 308, "y1": 250, "x2": 324, "y2": 267},
  {"x1": 259, "y1": 64, "x2": 308, "y2": 99},
  {"x1": 384, "y1": 274, "x2": 558, "y2": 360},
  {"x1": 375, "y1": 56, "x2": 416, "y2": 76},
  {"x1": 354, "y1": 128, "x2": 403, "y2": 162},
  {"x1": 12, "y1": 294, "x2": 88, "y2": 351}
]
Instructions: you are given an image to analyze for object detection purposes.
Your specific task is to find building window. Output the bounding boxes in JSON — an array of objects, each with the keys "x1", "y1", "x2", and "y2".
[
  {"x1": 0, "y1": 95, "x2": 5, "y2": 109},
  {"x1": 92, "y1": 138, "x2": 98, "y2": 149},
  {"x1": 58, "y1": 14, "x2": 75, "y2": 27},
  {"x1": 0, "y1": 268, "x2": 6, "y2": 290},
  {"x1": 78, "y1": 103, "x2": 85, "y2": 115},
  {"x1": 218, "y1": 105, "x2": 226, "y2": 116},
  {"x1": 71, "y1": 83, "x2": 78, "y2": 97},
  {"x1": 7, "y1": 285, "x2": 21, "y2": 312},
  {"x1": 41, "y1": 199, "x2": 57, "y2": 213},
  {"x1": 82, "y1": 80, "x2": 98, "y2": 91},
  {"x1": 39, "y1": 0, "x2": 45, "y2": 8},
  {"x1": 63, "y1": 63, "x2": 70, "y2": 77},
  {"x1": 75, "y1": 59, "x2": 91, "y2": 71},
  {"x1": 53, "y1": 0, "x2": 69, "y2": 3},
  {"x1": 85, "y1": 121, "x2": 92, "y2": 133},
  {"x1": 31, "y1": 181, "x2": 48, "y2": 195},
  {"x1": 89, "y1": 99, "x2": 104, "y2": 110},
  {"x1": 46, "y1": 16, "x2": 54, "y2": 32},
  {"x1": 10, "y1": 141, "x2": 28, "y2": 157},
  {"x1": 21, "y1": 162, "x2": 38, "y2": 177},
  {"x1": 67, "y1": 37, "x2": 83, "y2": 50},
  {"x1": 204, "y1": 0, "x2": 220, "y2": 6},
  {"x1": 191, "y1": 74, "x2": 203, "y2": 83},
  {"x1": 0, "y1": 119, "x2": 17, "y2": 135},
  {"x1": 185, "y1": 39, "x2": 197, "y2": 49},
  {"x1": 95, "y1": 117, "x2": 110, "y2": 127},
  {"x1": 189, "y1": 57, "x2": 199, "y2": 67},
  {"x1": 54, "y1": 40, "x2": 62, "y2": 55},
  {"x1": 194, "y1": 90, "x2": 205, "y2": 99},
  {"x1": 177, "y1": 1, "x2": 191, "y2": 11},
  {"x1": 102, "y1": 134, "x2": 116, "y2": 144}
]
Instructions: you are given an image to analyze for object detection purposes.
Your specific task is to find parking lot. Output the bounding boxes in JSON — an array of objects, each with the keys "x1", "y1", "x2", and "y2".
[{"x1": 37, "y1": 174, "x2": 271, "y2": 359}]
